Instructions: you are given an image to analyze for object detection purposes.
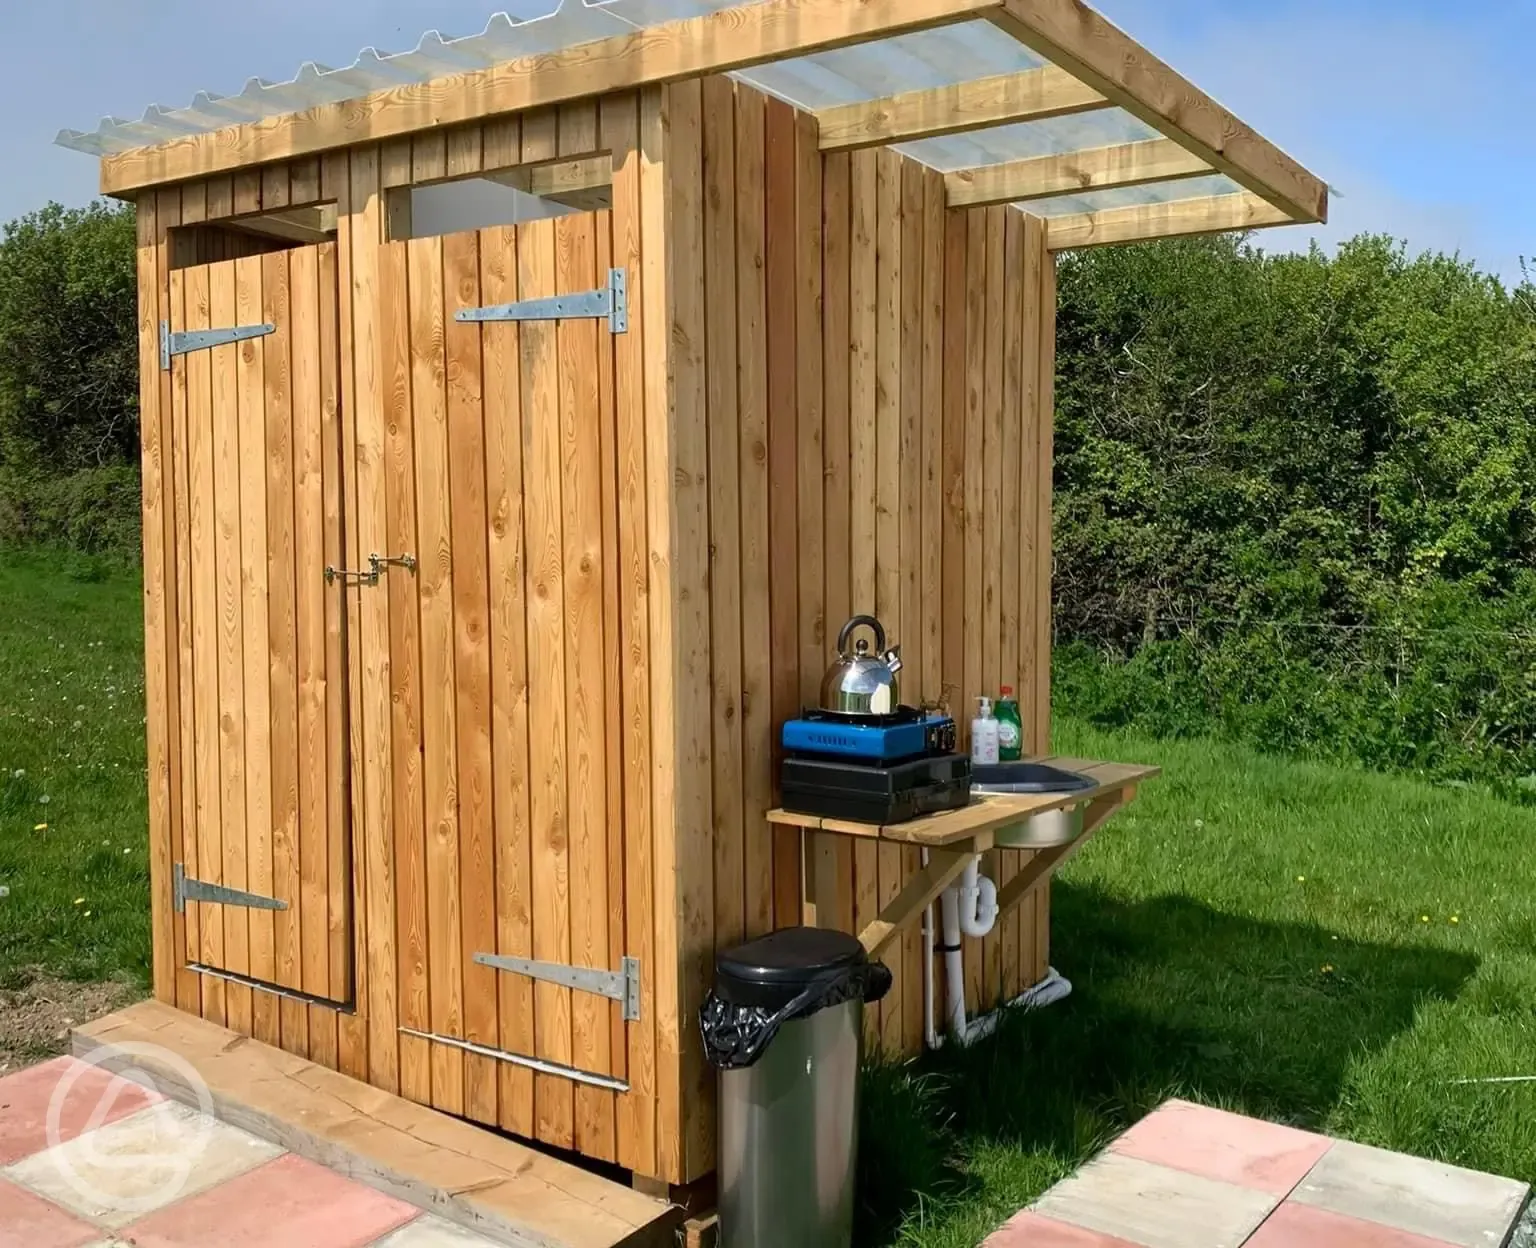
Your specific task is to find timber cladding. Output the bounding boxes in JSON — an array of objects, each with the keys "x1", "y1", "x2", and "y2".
[{"x1": 135, "y1": 76, "x2": 1055, "y2": 1186}]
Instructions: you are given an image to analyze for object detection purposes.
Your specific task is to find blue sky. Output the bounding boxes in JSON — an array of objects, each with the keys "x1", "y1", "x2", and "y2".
[{"x1": 2, "y1": 0, "x2": 1529, "y2": 281}]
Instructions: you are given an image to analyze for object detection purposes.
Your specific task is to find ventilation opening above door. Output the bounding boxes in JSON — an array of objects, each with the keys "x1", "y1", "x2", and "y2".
[{"x1": 385, "y1": 152, "x2": 613, "y2": 241}]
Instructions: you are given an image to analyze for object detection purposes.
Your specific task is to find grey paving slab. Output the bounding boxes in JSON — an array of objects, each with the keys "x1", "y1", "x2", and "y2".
[
  {"x1": 371, "y1": 1213, "x2": 505, "y2": 1247},
  {"x1": 1032, "y1": 1151, "x2": 1279, "y2": 1248},
  {"x1": 1290, "y1": 1138, "x2": 1530, "y2": 1248},
  {"x1": 3, "y1": 1100, "x2": 282, "y2": 1229}
]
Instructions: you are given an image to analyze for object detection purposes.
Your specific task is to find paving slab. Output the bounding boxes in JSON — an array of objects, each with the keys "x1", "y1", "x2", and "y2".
[
  {"x1": 0, "y1": 1057, "x2": 158, "y2": 1166},
  {"x1": 1290, "y1": 1139, "x2": 1529, "y2": 1248},
  {"x1": 1032, "y1": 1151, "x2": 1279, "y2": 1248},
  {"x1": 1109, "y1": 1100, "x2": 1333, "y2": 1196},
  {"x1": 119, "y1": 1152, "x2": 420, "y2": 1247},
  {"x1": 1247, "y1": 1201, "x2": 1462, "y2": 1248},
  {"x1": 373, "y1": 1215, "x2": 506, "y2": 1247},
  {"x1": 984, "y1": 1208, "x2": 1145, "y2": 1246},
  {"x1": 3, "y1": 1100, "x2": 281, "y2": 1228},
  {"x1": 0, "y1": 1176, "x2": 100, "y2": 1248}
]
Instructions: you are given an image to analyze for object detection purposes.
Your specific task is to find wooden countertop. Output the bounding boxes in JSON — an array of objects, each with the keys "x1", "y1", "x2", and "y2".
[{"x1": 766, "y1": 756, "x2": 1160, "y2": 848}]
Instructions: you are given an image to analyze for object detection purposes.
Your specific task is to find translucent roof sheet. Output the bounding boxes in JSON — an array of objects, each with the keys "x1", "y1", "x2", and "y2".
[{"x1": 55, "y1": 0, "x2": 1271, "y2": 225}]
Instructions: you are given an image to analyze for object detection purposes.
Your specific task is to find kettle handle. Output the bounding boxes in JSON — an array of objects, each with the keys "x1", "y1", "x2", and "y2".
[{"x1": 836, "y1": 614, "x2": 886, "y2": 657}]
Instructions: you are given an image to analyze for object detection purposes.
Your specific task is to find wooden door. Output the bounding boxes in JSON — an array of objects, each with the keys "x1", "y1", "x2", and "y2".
[
  {"x1": 377, "y1": 215, "x2": 630, "y2": 1155},
  {"x1": 167, "y1": 244, "x2": 353, "y2": 1020}
]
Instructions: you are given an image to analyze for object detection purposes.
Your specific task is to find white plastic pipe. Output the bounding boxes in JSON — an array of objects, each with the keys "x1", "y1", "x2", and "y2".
[
  {"x1": 931, "y1": 856, "x2": 1002, "y2": 1047},
  {"x1": 956, "y1": 857, "x2": 999, "y2": 940},
  {"x1": 921, "y1": 851, "x2": 941, "y2": 1050}
]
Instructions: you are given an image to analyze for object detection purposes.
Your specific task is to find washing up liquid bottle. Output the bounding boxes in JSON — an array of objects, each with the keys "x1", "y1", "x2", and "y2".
[
  {"x1": 996, "y1": 685, "x2": 1023, "y2": 762},
  {"x1": 971, "y1": 696, "x2": 1000, "y2": 765}
]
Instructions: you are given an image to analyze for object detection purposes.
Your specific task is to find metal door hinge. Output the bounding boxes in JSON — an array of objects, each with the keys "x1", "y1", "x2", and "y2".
[
  {"x1": 160, "y1": 320, "x2": 275, "y2": 370},
  {"x1": 173, "y1": 863, "x2": 287, "y2": 914},
  {"x1": 324, "y1": 552, "x2": 417, "y2": 587},
  {"x1": 473, "y1": 951, "x2": 641, "y2": 1021},
  {"x1": 456, "y1": 267, "x2": 627, "y2": 334}
]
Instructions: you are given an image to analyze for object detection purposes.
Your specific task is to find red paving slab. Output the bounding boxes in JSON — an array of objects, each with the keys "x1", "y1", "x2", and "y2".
[
  {"x1": 984, "y1": 1209, "x2": 1145, "y2": 1247},
  {"x1": 0, "y1": 1056, "x2": 159, "y2": 1166},
  {"x1": 0, "y1": 1177, "x2": 100, "y2": 1248},
  {"x1": 1109, "y1": 1099, "x2": 1334, "y2": 1196},
  {"x1": 1245, "y1": 1200, "x2": 1462, "y2": 1248},
  {"x1": 119, "y1": 1152, "x2": 420, "y2": 1248}
]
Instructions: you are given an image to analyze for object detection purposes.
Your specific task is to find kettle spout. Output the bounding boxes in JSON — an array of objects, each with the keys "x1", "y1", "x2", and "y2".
[{"x1": 882, "y1": 646, "x2": 904, "y2": 675}]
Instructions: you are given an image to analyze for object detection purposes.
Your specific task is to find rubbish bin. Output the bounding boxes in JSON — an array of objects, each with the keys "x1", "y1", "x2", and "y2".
[{"x1": 700, "y1": 927, "x2": 892, "y2": 1248}]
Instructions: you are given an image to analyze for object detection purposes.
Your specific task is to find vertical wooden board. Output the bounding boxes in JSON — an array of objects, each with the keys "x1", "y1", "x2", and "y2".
[
  {"x1": 254, "y1": 250, "x2": 292, "y2": 1049},
  {"x1": 305, "y1": 240, "x2": 341, "y2": 1068},
  {"x1": 446, "y1": 125, "x2": 483, "y2": 179},
  {"x1": 847, "y1": 148, "x2": 879, "y2": 1047},
  {"x1": 216, "y1": 257, "x2": 253, "y2": 1036},
  {"x1": 659, "y1": 77, "x2": 716, "y2": 1181},
  {"x1": 482, "y1": 116, "x2": 521, "y2": 172},
  {"x1": 998, "y1": 211, "x2": 1025, "y2": 1001},
  {"x1": 479, "y1": 224, "x2": 536, "y2": 1140},
  {"x1": 262, "y1": 164, "x2": 290, "y2": 212},
  {"x1": 702, "y1": 77, "x2": 744, "y2": 956},
  {"x1": 349, "y1": 148, "x2": 397, "y2": 1093},
  {"x1": 940, "y1": 214, "x2": 967, "y2": 724},
  {"x1": 560, "y1": 89, "x2": 614, "y2": 1158},
  {"x1": 763, "y1": 95, "x2": 800, "y2": 934},
  {"x1": 203, "y1": 179, "x2": 230, "y2": 223},
  {"x1": 898, "y1": 161, "x2": 925, "y2": 1052},
  {"x1": 919, "y1": 173, "x2": 945, "y2": 708},
  {"x1": 381, "y1": 139, "x2": 414, "y2": 189},
  {"x1": 555, "y1": 208, "x2": 614, "y2": 1157},
  {"x1": 794, "y1": 110, "x2": 824, "y2": 712},
  {"x1": 412, "y1": 131, "x2": 448, "y2": 188},
  {"x1": 961, "y1": 212, "x2": 987, "y2": 1018},
  {"x1": 821, "y1": 149, "x2": 853, "y2": 939},
  {"x1": 381, "y1": 237, "x2": 431, "y2": 1106},
  {"x1": 292, "y1": 245, "x2": 329, "y2": 1009},
  {"x1": 289, "y1": 159, "x2": 322, "y2": 205},
  {"x1": 407, "y1": 233, "x2": 464, "y2": 1118},
  {"x1": 979, "y1": 207, "x2": 1005, "y2": 1009},
  {"x1": 443, "y1": 229, "x2": 497, "y2": 1127},
  {"x1": 519, "y1": 216, "x2": 573, "y2": 1149},
  {"x1": 732, "y1": 85, "x2": 773, "y2": 947},
  {"x1": 1037, "y1": 243, "x2": 1056, "y2": 756},
  {"x1": 328, "y1": 149, "x2": 370, "y2": 1084},
  {"x1": 596, "y1": 209, "x2": 627, "y2": 1099},
  {"x1": 521, "y1": 107, "x2": 559, "y2": 163},
  {"x1": 604, "y1": 94, "x2": 657, "y2": 1176},
  {"x1": 872, "y1": 149, "x2": 903, "y2": 1054},
  {"x1": 187, "y1": 262, "x2": 226, "y2": 1025},
  {"x1": 233, "y1": 171, "x2": 262, "y2": 217},
  {"x1": 137, "y1": 200, "x2": 174, "y2": 1007}
]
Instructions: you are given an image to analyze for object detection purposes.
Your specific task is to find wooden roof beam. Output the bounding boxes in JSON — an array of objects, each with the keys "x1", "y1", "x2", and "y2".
[
  {"x1": 985, "y1": 0, "x2": 1327, "y2": 223},
  {"x1": 1042, "y1": 190, "x2": 1294, "y2": 250},
  {"x1": 99, "y1": 0, "x2": 1007, "y2": 196},
  {"x1": 945, "y1": 137, "x2": 1208, "y2": 208},
  {"x1": 815, "y1": 65, "x2": 1108, "y2": 152}
]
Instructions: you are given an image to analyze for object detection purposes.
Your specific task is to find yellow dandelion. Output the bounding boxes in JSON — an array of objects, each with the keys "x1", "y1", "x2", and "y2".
[
  {"x1": 1450, "y1": 915, "x2": 1460, "y2": 924},
  {"x1": 83, "y1": 911, "x2": 91, "y2": 918},
  {"x1": 1321, "y1": 965, "x2": 1335, "y2": 974},
  {"x1": 1296, "y1": 875, "x2": 1306, "y2": 883},
  {"x1": 1420, "y1": 915, "x2": 1431, "y2": 923},
  {"x1": 33, "y1": 823, "x2": 47, "y2": 832}
]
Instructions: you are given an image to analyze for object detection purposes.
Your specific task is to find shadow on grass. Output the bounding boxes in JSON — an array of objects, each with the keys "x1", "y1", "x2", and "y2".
[{"x1": 856, "y1": 882, "x2": 1479, "y2": 1245}]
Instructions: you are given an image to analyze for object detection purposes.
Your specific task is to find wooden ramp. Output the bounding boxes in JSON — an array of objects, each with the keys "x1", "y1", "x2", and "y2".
[{"x1": 74, "y1": 1001, "x2": 679, "y2": 1248}]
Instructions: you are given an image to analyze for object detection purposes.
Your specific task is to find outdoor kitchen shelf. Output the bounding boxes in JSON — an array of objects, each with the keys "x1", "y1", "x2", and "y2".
[{"x1": 768, "y1": 757, "x2": 1159, "y2": 957}]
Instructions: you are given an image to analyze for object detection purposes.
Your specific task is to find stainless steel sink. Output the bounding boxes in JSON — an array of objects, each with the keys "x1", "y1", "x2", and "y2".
[{"x1": 971, "y1": 762, "x2": 1094, "y2": 848}]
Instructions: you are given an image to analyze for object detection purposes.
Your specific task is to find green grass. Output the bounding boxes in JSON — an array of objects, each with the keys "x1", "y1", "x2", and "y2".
[
  {"x1": 861, "y1": 721, "x2": 1536, "y2": 1245},
  {"x1": 3, "y1": 553, "x2": 1535, "y2": 1245},
  {"x1": 0, "y1": 550, "x2": 150, "y2": 988}
]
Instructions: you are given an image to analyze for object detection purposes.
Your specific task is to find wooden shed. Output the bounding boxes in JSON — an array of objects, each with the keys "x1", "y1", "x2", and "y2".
[{"x1": 64, "y1": 0, "x2": 1327, "y2": 1190}]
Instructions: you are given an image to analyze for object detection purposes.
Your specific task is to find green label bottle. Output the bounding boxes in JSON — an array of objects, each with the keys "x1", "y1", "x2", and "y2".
[{"x1": 996, "y1": 685, "x2": 1023, "y2": 762}]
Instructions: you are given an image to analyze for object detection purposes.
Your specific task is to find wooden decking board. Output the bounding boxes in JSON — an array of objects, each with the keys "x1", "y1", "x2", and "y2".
[{"x1": 74, "y1": 1001, "x2": 679, "y2": 1248}]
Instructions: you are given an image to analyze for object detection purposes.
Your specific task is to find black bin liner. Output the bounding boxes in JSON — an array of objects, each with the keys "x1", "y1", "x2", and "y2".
[{"x1": 700, "y1": 927, "x2": 893, "y2": 1070}]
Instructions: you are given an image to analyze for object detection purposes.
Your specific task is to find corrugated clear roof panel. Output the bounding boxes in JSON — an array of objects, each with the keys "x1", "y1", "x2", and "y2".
[
  {"x1": 1023, "y1": 174, "x2": 1243, "y2": 218},
  {"x1": 895, "y1": 109, "x2": 1161, "y2": 173}
]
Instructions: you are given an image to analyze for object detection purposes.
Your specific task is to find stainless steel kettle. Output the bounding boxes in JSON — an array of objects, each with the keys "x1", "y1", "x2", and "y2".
[{"x1": 820, "y1": 615, "x2": 903, "y2": 716}]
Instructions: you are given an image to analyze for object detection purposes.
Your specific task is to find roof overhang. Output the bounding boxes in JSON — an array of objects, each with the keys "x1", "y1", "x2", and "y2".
[{"x1": 57, "y1": 0, "x2": 1328, "y2": 249}]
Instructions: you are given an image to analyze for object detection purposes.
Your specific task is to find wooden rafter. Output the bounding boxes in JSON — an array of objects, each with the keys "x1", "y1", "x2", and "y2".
[
  {"x1": 815, "y1": 65, "x2": 1108, "y2": 152},
  {"x1": 985, "y1": 0, "x2": 1326, "y2": 223},
  {"x1": 945, "y1": 137, "x2": 1208, "y2": 208},
  {"x1": 1042, "y1": 190, "x2": 1294, "y2": 250},
  {"x1": 99, "y1": 0, "x2": 1004, "y2": 196}
]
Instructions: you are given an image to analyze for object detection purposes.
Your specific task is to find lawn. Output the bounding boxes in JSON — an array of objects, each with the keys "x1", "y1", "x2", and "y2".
[
  {"x1": 2, "y1": 552, "x2": 1535, "y2": 1246},
  {"x1": 0, "y1": 550, "x2": 150, "y2": 995}
]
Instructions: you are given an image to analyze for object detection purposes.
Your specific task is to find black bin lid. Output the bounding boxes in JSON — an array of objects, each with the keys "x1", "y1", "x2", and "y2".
[{"x1": 715, "y1": 927, "x2": 868, "y2": 1012}]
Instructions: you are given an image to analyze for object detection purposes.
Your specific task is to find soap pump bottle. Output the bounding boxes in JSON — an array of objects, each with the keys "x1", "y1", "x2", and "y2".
[{"x1": 971, "y1": 696, "x2": 1000, "y2": 765}]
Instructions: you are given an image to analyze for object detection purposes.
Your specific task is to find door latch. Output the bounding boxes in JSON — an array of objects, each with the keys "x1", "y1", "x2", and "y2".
[{"x1": 324, "y1": 552, "x2": 417, "y2": 587}]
